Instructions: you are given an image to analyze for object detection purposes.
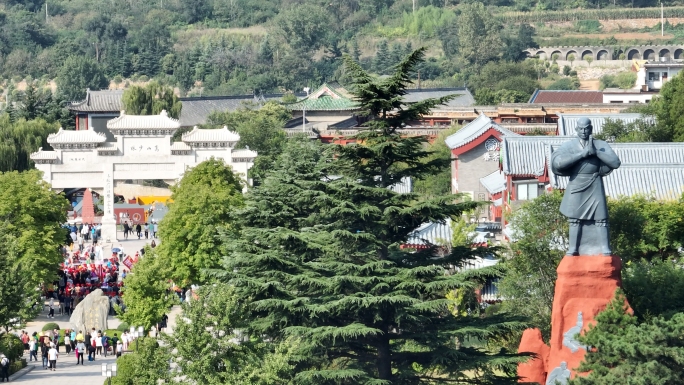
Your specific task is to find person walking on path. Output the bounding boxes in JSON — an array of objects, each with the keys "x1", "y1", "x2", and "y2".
[
  {"x1": 75, "y1": 341, "x2": 86, "y2": 365},
  {"x1": 29, "y1": 337, "x2": 37, "y2": 361},
  {"x1": 95, "y1": 331, "x2": 103, "y2": 356},
  {"x1": 0, "y1": 354, "x2": 9, "y2": 382},
  {"x1": 52, "y1": 330, "x2": 59, "y2": 353},
  {"x1": 64, "y1": 331, "x2": 71, "y2": 356},
  {"x1": 48, "y1": 298, "x2": 55, "y2": 318},
  {"x1": 48, "y1": 343, "x2": 59, "y2": 371},
  {"x1": 101, "y1": 333, "x2": 108, "y2": 357},
  {"x1": 41, "y1": 342, "x2": 49, "y2": 369}
]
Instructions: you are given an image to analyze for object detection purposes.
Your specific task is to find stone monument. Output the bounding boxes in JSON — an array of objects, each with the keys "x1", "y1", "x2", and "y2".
[
  {"x1": 70, "y1": 289, "x2": 110, "y2": 333},
  {"x1": 517, "y1": 118, "x2": 630, "y2": 384}
]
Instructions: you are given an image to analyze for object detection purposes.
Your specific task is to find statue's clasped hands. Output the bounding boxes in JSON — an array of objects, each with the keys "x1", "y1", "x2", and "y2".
[{"x1": 582, "y1": 137, "x2": 596, "y2": 158}]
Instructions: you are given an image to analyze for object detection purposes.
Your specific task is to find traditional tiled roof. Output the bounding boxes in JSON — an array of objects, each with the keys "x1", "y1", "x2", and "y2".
[
  {"x1": 179, "y1": 94, "x2": 290, "y2": 127},
  {"x1": 389, "y1": 177, "x2": 413, "y2": 194},
  {"x1": 96, "y1": 143, "x2": 119, "y2": 155},
  {"x1": 445, "y1": 114, "x2": 519, "y2": 150},
  {"x1": 285, "y1": 83, "x2": 359, "y2": 111},
  {"x1": 548, "y1": 142, "x2": 684, "y2": 200},
  {"x1": 170, "y1": 142, "x2": 191, "y2": 151},
  {"x1": 529, "y1": 90, "x2": 604, "y2": 104},
  {"x1": 406, "y1": 219, "x2": 453, "y2": 247},
  {"x1": 182, "y1": 126, "x2": 240, "y2": 143},
  {"x1": 551, "y1": 165, "x2": 684, "y2": 200},
  {"x1": 501, "y1": 136, "x2": 569, "y2": 176},
  {"x1": 47, "y1": 128, "x2": 107, "y2": 144},
  {"x1": 68, "y1": 89, "x2": 124, "y2": 112},
  {"x1": 107, "y1": 110, "x2": 180, "y2": 130},
  {"x1": 231, "y1": 149, "x2": 258, "y2": 159},
  {"x1": 480, "y1": 170, "x2": 506, "y2": 195},
  {"x1": 30, "y1": 148, "x2": 60, "y2": 160},
  {"x1": 557, "y1": 113, "x2": 656, "y2": 136},
  {"x1": 404, "y1": 88, "x2": 475, "y2": 108}
]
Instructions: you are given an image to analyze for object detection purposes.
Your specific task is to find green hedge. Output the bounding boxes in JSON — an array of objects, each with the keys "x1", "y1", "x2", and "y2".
[
  {"x1": 9, "y1": 359, "x2": 26, "y2": 375},
  {"x1": 117, "y1": 322, "x2": 130, "y2": 332},
  {"x1": 0, "y1": 334, "x2": 24, "y2": 361},
  {"x1": 41, "y1": 322, "x2": 60, "y2": 332}
]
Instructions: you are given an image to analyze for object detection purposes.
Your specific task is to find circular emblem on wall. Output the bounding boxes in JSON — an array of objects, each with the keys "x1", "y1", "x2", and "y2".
[
  {"x1": 132, "y1": 213, "x2": 142, "y2": 222},
  {"x1": 485, "y1": 138, "x2": 499, "y2": 151}
]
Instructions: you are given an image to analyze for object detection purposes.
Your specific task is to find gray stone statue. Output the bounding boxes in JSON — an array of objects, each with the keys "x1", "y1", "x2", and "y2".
[
  {"x1": 563, "y1": 312, "x2": 588, "y2": 353},
  {"x1": 546, "y1": 361, "x2": 572, "y2": 385},
  {"x1": 551, "y1": 117, "x2": 621, "y2": 256},
  {"x1": 70, "y1": 289, "x2": 110, "y2": 333}
]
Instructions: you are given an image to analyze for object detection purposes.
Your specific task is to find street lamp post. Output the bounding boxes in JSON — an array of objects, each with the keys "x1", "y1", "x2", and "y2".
[
  {"x1": 134, "y1": 326, "x2": 144, "y2": 351},
  {"x1": 302, "y1": 87, "x2": 310, "y2": 132},
  {"x1": 101, "y1": 363, "x2": 118, "y2": 385}
]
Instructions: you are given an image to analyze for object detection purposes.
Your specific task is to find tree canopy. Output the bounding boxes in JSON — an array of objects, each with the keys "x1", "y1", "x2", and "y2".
[
  {"x1": 56, "y1": 56, "x2": 109, "y2": 101},
  {"x1": 155, "y1": 158, "x2": 244, "y2": 285},
  {"x1": 0, "y1": 170, "x2": 69, "y2": 284},
  {"x1": 122, "y1": 81, "x2": 182, "y2": 119},
  {"x1": 215, "y1": 49, "x2": 527, "y2": 384}
]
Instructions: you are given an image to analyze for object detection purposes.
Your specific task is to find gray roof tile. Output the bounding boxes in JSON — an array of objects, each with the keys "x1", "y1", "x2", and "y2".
[
  {"x1": 445, "y1": 114, "x2": 519, "y2": 150},
  {"x1": 480, "y1": 170, "x2": 506, "y2": 195},
  {"x1": 501, "y1": 136, "x2": 570, "y2": 176},
  {"x1": 68, "y1": 90, "x2": 124, "y2": 112},
  {"x1": 557, "y1": 113, "x2": 656, "y2": 136}
]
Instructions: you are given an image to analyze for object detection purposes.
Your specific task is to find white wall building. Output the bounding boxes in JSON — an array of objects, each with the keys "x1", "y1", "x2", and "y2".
[
  {"x1": 603, "y1": 61, "x2": 684, "y2": 104},
  {"x1": 31, "y1": 110, "x2": 256, "y2": 243}
]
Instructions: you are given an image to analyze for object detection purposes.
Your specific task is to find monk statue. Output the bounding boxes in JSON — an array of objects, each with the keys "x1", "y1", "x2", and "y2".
[{"x1": 551, "y1": 117, "x2": 621, "y2": 256}]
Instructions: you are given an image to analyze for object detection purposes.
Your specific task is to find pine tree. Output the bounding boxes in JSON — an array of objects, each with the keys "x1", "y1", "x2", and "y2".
[
  {"x1": 373, "y1": 39, "x2": 390, "y2": 75},
  {"x1": 570, "y1": 292, "x2": 684, "y2": 385},
  {"x1": 218, "y1": 50, "x2": 527, "y2": 384},
  {"x1": 351, "y1": 40, "x2": 362, "y2": 62},
  {"x1": 21, "y1": 82, "x2": 40, "y2": 120}
]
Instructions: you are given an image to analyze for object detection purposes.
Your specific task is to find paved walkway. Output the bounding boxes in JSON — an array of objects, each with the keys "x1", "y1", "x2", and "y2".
[
  {"x1": 11, "y1": 234, "x2": 173, "y2": 384},
  {"x1": 14, "y1": 353, "x2": 117, "y2": 384}
]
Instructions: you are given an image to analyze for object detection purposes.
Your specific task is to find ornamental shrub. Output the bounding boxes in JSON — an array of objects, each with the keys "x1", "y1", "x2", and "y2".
[
  {"x1": 41, "y1": 322, "x2": 60, "y2": 331},
  {"x1": 117, "y1": 322, "x2": 130, "y2": 332},
  {"x1": 0, "y1": 334, "x2": 24, "y2": 361}
]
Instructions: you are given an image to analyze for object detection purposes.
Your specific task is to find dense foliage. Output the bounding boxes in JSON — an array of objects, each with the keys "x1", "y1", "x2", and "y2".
[
  {"x1": 122, "y1": 81, "x2": 182, "y2": 118},
  {"x1": 156, "y1": 158, "x2": 244, "y2": 285},
  {"x1": 118, "y1": 248, "x2": 175, "y2": 330},
  {"x1": 500, "y1": 193, "x2": 684, "y2": 339},
  {"x1": 214, "y1": 49, "x2": 528, "y2": 384},
  {"x1": 570, "y1": 293, "x2": 684, "y2": 385},
  {"x1": 0, "y1": 170, "x2": 69, "y2": 283},
  {"x1": 0, "y1": 221, "x2": 41, "y2": 332},
  {"x1": 207, "y1": 102, "x2": 290, "y2": 184}
]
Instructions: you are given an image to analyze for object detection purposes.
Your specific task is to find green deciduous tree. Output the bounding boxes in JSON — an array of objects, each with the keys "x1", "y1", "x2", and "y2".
[
  {"x1": 570, "y1": 293, "x2": 684, "y2": 385},
  {"x1": 413, "y1": 124, "x2": 460, "y2": 198},
  {"x1": 56, "y1": 56, "x2": 109, "y2": 101},
  {"x1": 122, "y1": 81, "x2": 182, "y2": 119},
  {"x1": 652, "y1": 71, "x2": 684, "y2": 142},
  {"x1": 111, "y1": 337, "x2": 170, "y2": 385},
  {"x1": 156, "y1": 159, "x2": 244, "y2": 285},
  {"x1": 118, "y1": 248, "x2": 175, "y2": 330},
  {"x1": 163, "y1": 283, "x2": 299, "y2": 385},
  {"x1": 0, "y1": 114, "x2": 59, "y2": 172},
  {"x1": 622, "y1": 258, "x2": 684, "y2": 321},
  {"x1": 457, "y1": 2, "x2": 503, "y2": 68},
  {"x1": 609, "y1": 196, "x2": 684, "y2": 262},
  {"x1": 207, "y1": 102, "x2": 290, "y2": 184},
  {"x1": 217, "y1": 49, "x2": 527, "y2": 384},
  {"x1": 271, "y1": 4, "x2": 332, "y2": 53},
  {"x1": 0, "y1": 221, "x2": 41, "y2": 332},
  {"x1": 0, "y1": 170, "x2": 69, "y2": 284},
  {"x1": 498, "y1": 191, "x2": 567, "y2": 338}
]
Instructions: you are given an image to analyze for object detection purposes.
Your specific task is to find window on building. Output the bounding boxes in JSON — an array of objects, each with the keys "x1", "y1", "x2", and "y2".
[
  {"x1": 663, "y1": 72, "x2": 669, "y2": 80},
  {"x1": 502, "y1": 118, "x2": 518, "y2": 123},
  {"x1": 648, "y1": 72, "x2": 660, "y2": 81},
  {"x1": 516, "y1": 183, "x2": 540, "y2": 201}
]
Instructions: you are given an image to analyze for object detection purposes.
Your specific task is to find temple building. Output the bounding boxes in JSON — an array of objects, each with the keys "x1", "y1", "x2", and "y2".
[{"x1": 31, "y1": 110, "x2": 256, "y2": 243}]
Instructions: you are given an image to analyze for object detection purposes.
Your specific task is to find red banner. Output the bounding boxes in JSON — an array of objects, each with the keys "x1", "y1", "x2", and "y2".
[{"x1": 122, "y1": 257, "x2": 134, "y2": 269}]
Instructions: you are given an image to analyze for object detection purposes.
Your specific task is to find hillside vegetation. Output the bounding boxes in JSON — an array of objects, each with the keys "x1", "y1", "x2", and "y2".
[{"x1": 0, "y1": 0, "x2": 679, "y2": 103}]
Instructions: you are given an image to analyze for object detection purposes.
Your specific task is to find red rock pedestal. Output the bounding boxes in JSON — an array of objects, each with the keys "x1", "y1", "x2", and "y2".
[{"x1": 517, "y1": 255, "x2": 623, "y2": 384}]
